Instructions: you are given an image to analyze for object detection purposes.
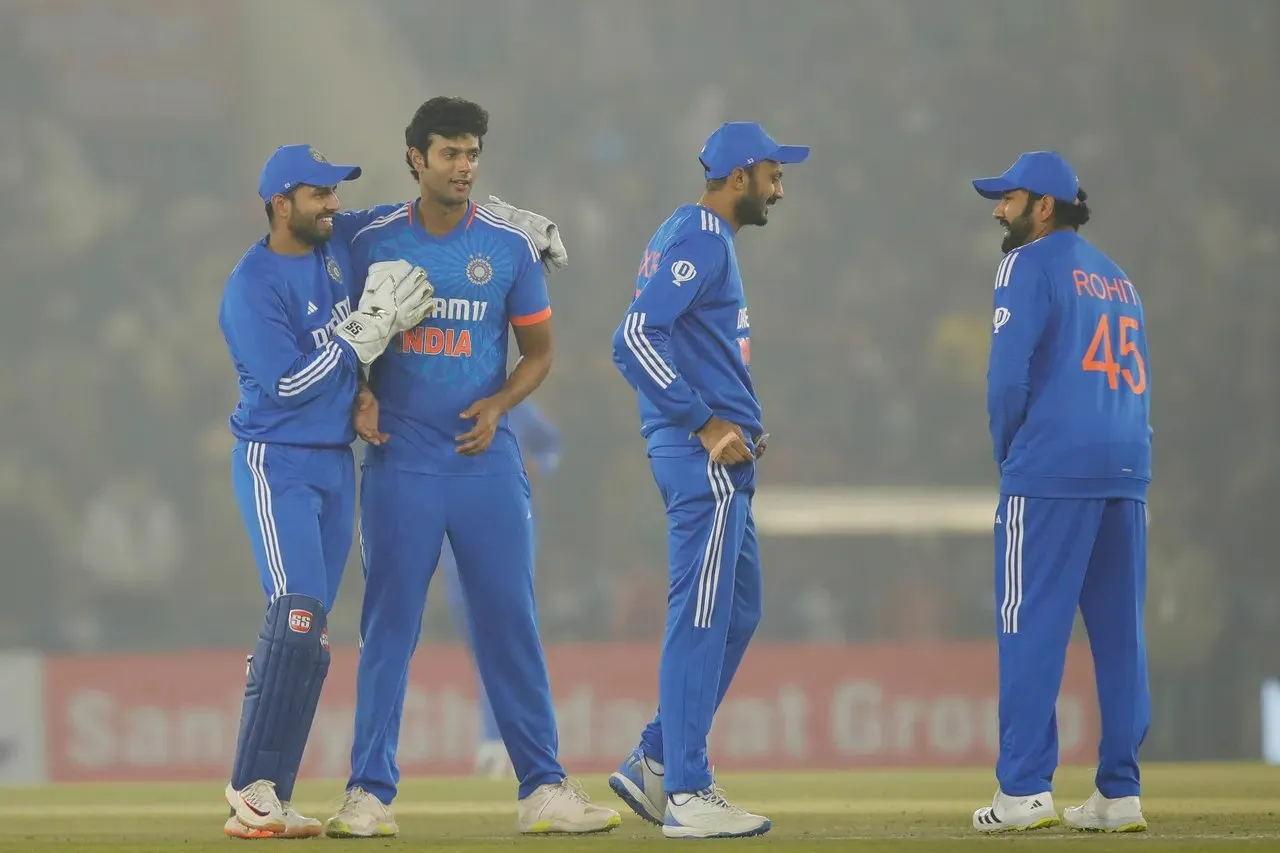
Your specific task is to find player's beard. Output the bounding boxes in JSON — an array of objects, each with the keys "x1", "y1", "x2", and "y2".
[
  {"x1": 288, "y1": 213, "x2": 332, "y2": 247},
  {"x1": 734, "y1": 176, "x2": 775, "y2": 228},
  {"x1": 1001, "y1": 205, "x2": 1035, "y2": 254}
]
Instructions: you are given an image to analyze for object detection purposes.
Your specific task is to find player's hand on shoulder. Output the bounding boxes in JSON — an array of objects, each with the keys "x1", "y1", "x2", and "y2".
[
  {"x1": 456, "y1": 395, "x2": 506, "y2": 456},
  {"x1": 485, "y1": 195, "x2": 568, "y2": 273},
  {"x1": 353, "y1": 386, "x2": 389, "y2": 446},
  {"x1": 696, "y1": 416, "x2": 754, "y2": 466}
]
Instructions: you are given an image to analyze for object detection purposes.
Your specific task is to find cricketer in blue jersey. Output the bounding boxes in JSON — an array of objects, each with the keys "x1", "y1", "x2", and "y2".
[
  {"x1": 217, "y1": 144, "x2": 435, "y2": 840},
  {"x1": 968, "y1": 151, "x2": 1152, "y2": 834},
  {"x1": 320, "y1": 97, "x2": 620, "y2": 838},
  {"x1": 609, "y1": 121, "x2": 809, "y2": 840},
  {"x1": 437, "y1": 399, "x2": 563, "y2": 779}
]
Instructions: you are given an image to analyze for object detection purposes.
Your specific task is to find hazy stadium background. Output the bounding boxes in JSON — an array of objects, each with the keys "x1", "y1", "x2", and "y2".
[{"x1": 0, "y1": 0, "x2": 1277, "y2": 786}]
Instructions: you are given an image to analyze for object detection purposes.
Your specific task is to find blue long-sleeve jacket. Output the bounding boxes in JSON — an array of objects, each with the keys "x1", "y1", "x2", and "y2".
[
  {"x1": 612, "y1": 205, "x2": 762, "y2": 453},
  {"x1": 986, "y1": 230, "x2": 1152, "y2": 499},
  {"x1": 219, "y1": 238, "x2": 359, "y2": 447}
]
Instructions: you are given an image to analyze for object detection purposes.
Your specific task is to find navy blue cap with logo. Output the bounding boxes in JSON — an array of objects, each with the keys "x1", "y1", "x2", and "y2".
[
  {"x1": 257, "y1": 144, "x2": 363, "y2": 202},
  {"x1": 699, "y1": 121, "x2": 811, "y2": 180},
  {"x1": 972, "y1": 150, "x2": 1080, "y2": 203}
]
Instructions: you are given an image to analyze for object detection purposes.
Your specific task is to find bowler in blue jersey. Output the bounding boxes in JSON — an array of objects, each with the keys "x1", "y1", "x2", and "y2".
[{"x1": 322, "y1": 97, "x2": 619, "y2": 839}]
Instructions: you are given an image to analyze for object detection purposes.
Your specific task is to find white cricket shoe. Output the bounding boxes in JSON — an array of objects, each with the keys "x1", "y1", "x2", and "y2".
[
  {"x1": 223, "y1": 803, "x2": 322, "y2": 839},
  {"x1": 324, "y1": 786, "x2": 399, "y2": 838},
  {"x1": 972, "y1": 790, "x2": 1060, "y2": 833},
  {"x1": 608, "y1": 748, "x2": 665, "y2": 825},
  {"x1": 663, "y1": 786, "x2": 772, "y2": 839},
  {"x1": 224, "y1": 780, "x2": 286, "y2": 835},
  {"x1": 474, "y1": 739, "x2": 515, "y2": 780},
  {"x1": 224, "y1": 815, "x2": 275, "y2": 839},
  {"x1": 516, "y1": 779, "x2": 622, "y2": 834},
  {"x1": 1064, "y1": 790, "x2": 1147, "y2": 832},
  {"x1": 279, "y1": 804, "x2": 324, "y2": 838}
]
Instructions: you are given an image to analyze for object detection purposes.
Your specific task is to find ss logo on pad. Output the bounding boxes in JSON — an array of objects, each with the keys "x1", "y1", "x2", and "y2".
[{"x1": 288, "y1": 609, "x2": 313, "y2": 633}]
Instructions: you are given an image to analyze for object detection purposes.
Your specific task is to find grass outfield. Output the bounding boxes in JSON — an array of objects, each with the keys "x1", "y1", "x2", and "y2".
[{"x1": 1, "y1": 763, "x2": 1277, "y2": 850}]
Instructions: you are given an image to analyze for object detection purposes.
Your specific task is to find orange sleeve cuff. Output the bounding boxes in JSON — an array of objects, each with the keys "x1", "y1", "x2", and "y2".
[{"x1": 511, "y1": 306, "x2": 552, "y2": 327}]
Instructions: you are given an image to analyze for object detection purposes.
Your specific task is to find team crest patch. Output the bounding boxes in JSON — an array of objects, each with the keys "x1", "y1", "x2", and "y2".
[
  {"x1": 326, "y1": 255, "x2": 342, "y2": 283},
  {"x1": 309, "y1": 147, "x2": 329, "y2": 163},
  {"x1": 466, "y1": 254, "x2": 494, "y2": 286}
]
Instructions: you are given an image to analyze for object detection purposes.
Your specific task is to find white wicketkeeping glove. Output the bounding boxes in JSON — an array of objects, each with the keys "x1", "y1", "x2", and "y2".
[
  {"x1": 485, "y1": 195, "x2": 568, "y2": 272},
  {"x1": 335, "y1": 260, "x2": 435, "y2": 364}
]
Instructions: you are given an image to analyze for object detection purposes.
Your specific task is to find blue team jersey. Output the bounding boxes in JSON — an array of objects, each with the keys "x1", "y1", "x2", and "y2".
[
  {"x1": 341, "y1": 200, "x2": 550, "y2": 475},
  {"x1": 611, "y1": 204, "x2": 762, "y2": 453},
  {"x1": 987, "y1": 229, "x2": 1152, "y2": 499},
  {"x1": 219, "y1": 237, "x2": 359, "y2": 447}
]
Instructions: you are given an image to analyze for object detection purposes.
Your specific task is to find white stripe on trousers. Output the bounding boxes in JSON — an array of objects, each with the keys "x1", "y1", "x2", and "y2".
[
  {"x1": 694, "y1": 458, "x2": 735, "y2": 629},
  {"x1": 356, "y1": 519, "x2": 366, "y2": 650},
  {"x1": 1000, "y1": 495, "x2": 1024, "y2": 634},
  {"x1": 246, "y1": 441, "x2": 288, "y2": 601}
]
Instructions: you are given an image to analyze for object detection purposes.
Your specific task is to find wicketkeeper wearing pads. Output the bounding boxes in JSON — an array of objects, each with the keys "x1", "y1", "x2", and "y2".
[{"x1": 217, "y1": 144, "x2": 433, "y2": 839}]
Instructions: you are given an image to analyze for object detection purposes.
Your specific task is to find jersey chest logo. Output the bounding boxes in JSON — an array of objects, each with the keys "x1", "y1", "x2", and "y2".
[
  {"x1": 465, "y1": 253, "x2": 494, "y2": 286},
  {"x1": 309, "y1": 297, "x2": 352, "y2": 348}
]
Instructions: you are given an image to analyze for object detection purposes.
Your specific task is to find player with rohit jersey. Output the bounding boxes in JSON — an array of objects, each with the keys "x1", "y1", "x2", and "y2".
[
  {"x1": 969, "y1": 151, "x2": 1153, "y2": 834},
  {"x1": 218, "y1": 144, "x2": 434, "y2": 839},
  {"x1": 321, "y1": 97, "x2": 620, "y2": 838},
  {"x1": 609, "y1": 121, "x2": 809, "y2": 839}
]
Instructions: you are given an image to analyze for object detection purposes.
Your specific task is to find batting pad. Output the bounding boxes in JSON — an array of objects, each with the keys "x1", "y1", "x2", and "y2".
[
  {"x1": 278, "y1": 604, "x2": 331, "y2": 801},
  {"x1": 230, "y1": 594, "x2": 329, "y2": 791}
]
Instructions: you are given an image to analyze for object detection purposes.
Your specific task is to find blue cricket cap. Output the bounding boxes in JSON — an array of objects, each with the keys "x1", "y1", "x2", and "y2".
[
  {"x1": 699, "y1": 121, "x2": 810, "y2": 180},
  {"x1": 973, "y1": 150, "x2": 1079, "y2": 202},
  {"x1": 257, "y1": 144, "x2": 362, "y2": 202}
]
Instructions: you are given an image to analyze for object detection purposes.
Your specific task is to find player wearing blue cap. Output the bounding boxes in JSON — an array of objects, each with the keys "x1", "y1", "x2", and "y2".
[
  {"x1": 218, "y1": 144, "x2": 436, "y2": 838},
  {"x1": 968, "y1": 152, "x2": 1151, "y2": 834},
  {"x1": 608, "y1": 121, "x2": 809, "y2": 839}
]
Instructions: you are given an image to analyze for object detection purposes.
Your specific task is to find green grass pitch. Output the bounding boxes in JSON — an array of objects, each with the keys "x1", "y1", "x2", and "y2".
[{"x1": 1, "y1": 763, "x2": 1277, "y2": 850}]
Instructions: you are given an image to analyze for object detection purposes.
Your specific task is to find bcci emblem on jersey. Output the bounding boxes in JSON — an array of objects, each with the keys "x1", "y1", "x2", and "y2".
[
  {"x1": 466, "y1": 254, "x2": 494, "y2": 286},
  {"x1": 326, "y1": 256, "x2": 342, "y2": 283}
]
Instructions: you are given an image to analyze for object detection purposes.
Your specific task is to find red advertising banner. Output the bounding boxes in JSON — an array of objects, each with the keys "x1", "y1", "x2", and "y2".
[{"x1": 43, "y1": 643, "x2": 1098, "y2": 783}]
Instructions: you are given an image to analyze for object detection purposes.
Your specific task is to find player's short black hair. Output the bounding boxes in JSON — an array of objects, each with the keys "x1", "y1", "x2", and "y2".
[
  {"x1": 1054, "y1": 187, "x2": 1091, "y2": 229},
  {"x1": 1029, "y1": 187, "x2": 1092, "y2": 230},
  {"x1": 404, "y1": 96, "x2": 489, "y2": 180},
  {"x1": 703, "y1": 160, "x2": 768, "y2": 192},
  {"x1": 264, "y1": 187, "x2": 299, "y2": 225}
]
